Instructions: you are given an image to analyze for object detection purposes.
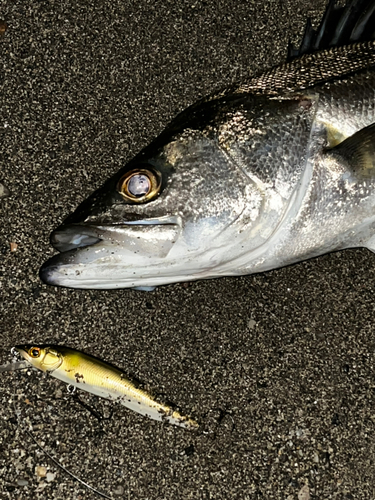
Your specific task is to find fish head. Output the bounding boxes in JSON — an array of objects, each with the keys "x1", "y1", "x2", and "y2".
[
  {"x1": 15, "y1": 345, "x2": 63, "y2": 372},
  {"x1": 40, "y1": 101, "x2": 264, "y2": 289}
]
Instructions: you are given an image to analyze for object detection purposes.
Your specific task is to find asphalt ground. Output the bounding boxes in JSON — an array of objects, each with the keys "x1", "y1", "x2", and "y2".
[{"x1": 1, "y1": 0, "x2": 375, "y2": 499}]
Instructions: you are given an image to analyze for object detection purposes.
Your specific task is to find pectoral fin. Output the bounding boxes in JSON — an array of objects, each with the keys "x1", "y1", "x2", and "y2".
[{"x1": 327, "y1": 123, "x2": 375, "y2": 179}]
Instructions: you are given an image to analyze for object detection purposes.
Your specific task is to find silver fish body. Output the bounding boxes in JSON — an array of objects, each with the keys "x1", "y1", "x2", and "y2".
[{"x1": 40, "y1": 9, "x2": 375, "y2": 289}]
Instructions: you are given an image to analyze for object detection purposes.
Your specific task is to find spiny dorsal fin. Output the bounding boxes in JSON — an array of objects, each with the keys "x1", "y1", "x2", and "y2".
[
  {"x1": 288, "y1": 0, "x2": 375, "y2": 60},
  {"x1": 327, "y1": 123, "x2": 375, "y2": 179}
]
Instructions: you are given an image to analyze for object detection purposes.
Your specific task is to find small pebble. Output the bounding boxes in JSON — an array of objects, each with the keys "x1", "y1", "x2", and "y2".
[
  {"x1": 248, "y1": 319, "x2": 256, "y2": 329},
  {"x1": 0, "y1": 20, "x2": 7, "y2": 37},
  {"x1": 113, "y1": 485, "x2": 124, "y2": 495},
  {"x1": 36, "y1": 465, "x2": 47, "y2": 477},
  {"x1": 46, "y1": 472, "x2": 56, "y2": 482},
  {"x1": 16, "y1": 478, "x2": 28, "y2": 486},
  {"x1": 0, "y1": 182, "x2": 10, "y2": 197},
  {"x1": 298, "y1": 484, "x2": 310, "y2": 500}
]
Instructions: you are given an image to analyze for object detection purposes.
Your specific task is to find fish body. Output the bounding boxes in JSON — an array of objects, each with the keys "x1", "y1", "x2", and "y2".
[
  {"x1": 15, "y1": 345, "x2": 198, "y2": 429},
  {"x1": 40, "y1": 1, "x2": 375, "y2": 290}
]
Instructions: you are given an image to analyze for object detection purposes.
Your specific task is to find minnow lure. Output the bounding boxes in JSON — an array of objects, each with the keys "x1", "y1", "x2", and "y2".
[{"x1": 15, "y1": 345, "x2": 198, "y2": 429}]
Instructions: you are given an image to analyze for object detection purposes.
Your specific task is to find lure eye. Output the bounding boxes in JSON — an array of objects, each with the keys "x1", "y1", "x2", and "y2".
[
  {"x1": 117, "y1": 166, "x2": 161, "y2": 203},
  {"x1": 29, "y1": 347, "x2": 41, "y2": 358}
]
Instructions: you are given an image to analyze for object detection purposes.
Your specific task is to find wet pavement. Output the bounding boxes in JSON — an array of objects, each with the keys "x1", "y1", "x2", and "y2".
[{"x1": 1, "y1": 0, "x2": 375, "y2": 498}]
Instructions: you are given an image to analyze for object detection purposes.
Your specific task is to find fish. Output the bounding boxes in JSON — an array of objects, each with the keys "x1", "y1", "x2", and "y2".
[
  {"x1": 14, "y1": 345, "x2": 199, "y2": 429},
  {"x1": 40, "y1": 0, "x2": 375, "y2": 290}
]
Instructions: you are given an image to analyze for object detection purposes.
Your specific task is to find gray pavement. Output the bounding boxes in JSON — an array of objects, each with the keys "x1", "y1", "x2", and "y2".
[{"x1": 1, "y1": 0, "x2": 375, "y2": 498}]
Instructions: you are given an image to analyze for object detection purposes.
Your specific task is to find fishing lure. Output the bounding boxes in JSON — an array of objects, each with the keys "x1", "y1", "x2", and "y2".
[{"x1": 14, "y1": 345, "x2": 198, "y2": 429}]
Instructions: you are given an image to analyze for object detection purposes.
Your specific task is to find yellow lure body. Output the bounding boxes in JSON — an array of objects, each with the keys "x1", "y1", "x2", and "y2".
[{"x1": 15, "y1": 345, "x2": 198, "y2": 429}]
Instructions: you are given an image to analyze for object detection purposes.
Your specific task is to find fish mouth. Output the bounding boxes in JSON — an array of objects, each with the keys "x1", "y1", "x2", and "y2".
[
  {"x1": 49, "y1": 215, "x2": 181, "y2": 252},
  {"x1": 40, "y1": 215, "x2": 182, "y2": 289}
]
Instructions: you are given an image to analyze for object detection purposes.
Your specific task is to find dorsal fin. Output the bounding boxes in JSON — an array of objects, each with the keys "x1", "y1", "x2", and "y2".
[{"x1": 288, "y1": 0, "x2": 375, "y2": 60}]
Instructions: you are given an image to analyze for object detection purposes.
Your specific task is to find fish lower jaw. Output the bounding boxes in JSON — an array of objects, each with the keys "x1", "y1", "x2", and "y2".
[
  {"x1": 39, "y1": 247, "x2": 228, "y2": 290},
  {"x1": 40, "y1": 228, "x2": 263, "y2": 289},
  {"x1": 40, "y1": 264, "x2": 204, "y2": 290}
]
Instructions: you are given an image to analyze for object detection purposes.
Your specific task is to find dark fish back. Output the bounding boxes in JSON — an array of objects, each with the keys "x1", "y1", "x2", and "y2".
[{"x1": 223, "y1": 41, "x2": 375, "y2": 97}]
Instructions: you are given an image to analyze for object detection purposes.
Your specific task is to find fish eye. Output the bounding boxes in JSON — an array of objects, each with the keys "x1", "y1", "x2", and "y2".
[
  {"x1": 117, "y1": 166, "x2": 161, "y2": 203},
  {"x1": 28, "y1": 347, "x2": 41, "y2": 358}
]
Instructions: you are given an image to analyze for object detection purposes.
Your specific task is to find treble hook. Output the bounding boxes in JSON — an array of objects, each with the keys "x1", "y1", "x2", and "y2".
[{"x1": 66, "y1": 385, "x2": 113, "y2": 422}]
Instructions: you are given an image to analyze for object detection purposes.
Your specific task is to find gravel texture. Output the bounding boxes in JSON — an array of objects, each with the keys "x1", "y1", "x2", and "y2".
[{"x1": 1, "y1": 0, "x2": 375, "y2": 499}]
